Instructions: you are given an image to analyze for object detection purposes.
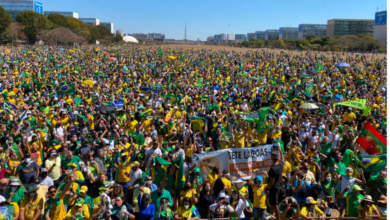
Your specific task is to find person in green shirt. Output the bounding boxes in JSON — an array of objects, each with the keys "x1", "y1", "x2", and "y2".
[
  {"x1": 151, "y1": 162, "x2": 166, "y2": 186},
  {"x1": 189, "y1": 167, "x2": 203, "y2": 191},
  {"x1": 343, "y1": 184, "x2": 364, "y2": 217},
  {"x1": 151, "y1": 181, "x2": 173, "y2": 216},
  {"x1": 319, "y1": 137, "x2": 332, "y2": 157},
  {"x1": 161, "y1": 141, "x2": 173, "y2": 156},
  {"x1": 61, "y1": 151, "x2": 82, "y2": 171},
  {"x1": 4, "y1": 179, "x2": 25, "y2": 205},
  {"x1": 327, "y1": 151, "x2": 346, "y2": 175}
]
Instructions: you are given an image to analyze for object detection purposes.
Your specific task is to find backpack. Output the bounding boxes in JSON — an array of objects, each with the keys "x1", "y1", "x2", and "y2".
[{"x1": 297, "y1": 182, "x2": 308, "y2": 199}]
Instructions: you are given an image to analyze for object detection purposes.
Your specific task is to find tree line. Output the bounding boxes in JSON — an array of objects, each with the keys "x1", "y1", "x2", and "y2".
[
  {"x1": 214, "y1": 34, "x2": 384, "y2": 53},
  {"x1": 0, "y1": 6, "x2": 123, "y2": 45}
]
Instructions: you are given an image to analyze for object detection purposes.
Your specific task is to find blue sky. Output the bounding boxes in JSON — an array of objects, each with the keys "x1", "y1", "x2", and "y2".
[{"x1": 43, "y1": 0, "x2": 387, "y2": 41}]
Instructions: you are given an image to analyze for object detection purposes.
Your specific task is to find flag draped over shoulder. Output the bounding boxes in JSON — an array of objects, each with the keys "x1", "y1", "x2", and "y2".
[
  {"x1": 189, "y1": 117, "x2": 208, "y2": 133},
  {"x1": 56, "y1": 84, "x2": 75, "y2": 95},
  {"x1": 173, "y1": 155, "x2": 185, "y2": 194},
  {"x1": 256, "y1": 108, "x2": 269, "y2": 134},
  {"x1": 356, "y1": 122, "x2": 387, "y2": 155}
]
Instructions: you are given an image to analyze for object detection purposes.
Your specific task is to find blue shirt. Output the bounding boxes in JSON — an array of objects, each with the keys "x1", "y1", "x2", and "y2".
[
  {"x1": 138, "y1": 194, "x2": 155, "y2": 220},
  {"x1": 292, "y1": 179, "x2": 312, "y2": 205}
]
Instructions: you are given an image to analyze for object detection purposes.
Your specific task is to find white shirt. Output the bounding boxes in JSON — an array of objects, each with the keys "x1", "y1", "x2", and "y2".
[
  {"x1": 329, "y1": 132, "x2": 340, "y2": 148},
  {"x1": 53, "y1": 126, "x2": 65, "y2": 139},
  {"x1": 226, "y1": 197, "x2": 248, "y2": 219},
  {"x1": 40, "y1": 176, "x2": 54, "y2": 187},
  {"x1": 129, "y1": 168, "x2": 143, "y2": 186}
]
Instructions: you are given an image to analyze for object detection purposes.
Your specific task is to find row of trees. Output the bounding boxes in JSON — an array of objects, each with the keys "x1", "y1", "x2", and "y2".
[
  {"x1": 0, "y1": 6, "x2": 123, "y2": 45},
  {"x1": 226, "y1": 34, "x2": 383, "y2": 52}
]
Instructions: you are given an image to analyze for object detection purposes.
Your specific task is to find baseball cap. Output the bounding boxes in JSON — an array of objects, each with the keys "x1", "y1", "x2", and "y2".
[
  {"x1": 75, "y1": 198, "x2": 84, "y2": 206},
  {"x1": 80, "y1": 186, "x2": 88, "y2": 193},
  {"x1": 194, "y1": 167, "x2": 200, "y2": 173},
  {"x1": 41, "y1": 168, "x2": 48, "y2": 173},
  {"x1": 255, "y1": 176, "x2": 263, "y2": 182},
  {"x1": 352, "y1": 185, "x2": 363, "y2": 191},
  {"x1": 305, "y1": 197, "x2": 317, "y2": 204}
]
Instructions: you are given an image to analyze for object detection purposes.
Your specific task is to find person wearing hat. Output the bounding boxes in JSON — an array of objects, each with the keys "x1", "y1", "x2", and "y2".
[
  {"x1": 300, "y1": 197, "x2": 325, "y2": 219},
  {"x1": 6, "y1": 144, "x2": 24, "y2": 176},
  {"x1": 189, "y1": 167, "x2": 203, "y2": 191},
  {"x1": 341, "y1": 184, "x2": 364, "y2": 217},
  {"x1": 231, "y1": 177, "x2": 248, "y2": 198},
  {"x1": 265, "y1": 147, "x2": 284, "y2": 220},
  {"x1": 4, "y1": 179, "x2": 25, "y2": 205},
  {"x1": 358, "y1": 195, "x2": 381, "y2": 219},
  {"x1": 65, "y1": 197, "x2": 90, "y2": 220},
  {"x1": 77, "y1": 185, "x2": 94, "y2": 216},
  {"x1": 161, "y1": 141, "x2": 173, "y2": 156},
  {"x1": 248, "y1": 174, "x2": 268, "y2": 219},
  {"x1": 20, "y1": 186, "x2": 44, "y2": 220},
  {"x1": 117, "y1": 150, "x2": 133, "y2": 196},
  {"x1": 376, "y1": 195, "x2": 387, "y2": 217}
]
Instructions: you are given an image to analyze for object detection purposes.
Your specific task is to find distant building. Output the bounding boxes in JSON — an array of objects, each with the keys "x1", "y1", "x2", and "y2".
[
  {"x1": 80, "y1": 18, "x2": 100, "y2": 26},
  {"x1": 298, "y1": 24, "x2": 327, "y2": 39},
  {"x1": 374, "y1": 11, "x2": 386, "y2": 49},
  {"x1": 265, "y1": 29, "x2": 279, "y2": 40},
  {"x1": 326, "y1": 19, "x2": 374, "y2": 37},
  {"x1": 247, "y1": 33, "x2": 256, "y2": 40},
  {"x1": 131, "y1": 33, "x2": 148, "y2": 41},
  {"x1": 279, "y1": 27, "x2": 299, "y2": 39},
  {"x1": 100, "y1": 22, "x2": 114, "y2": 34},
  {"x1": 255, "y1": 31, "x2": 266, "y2": 40},
  {"x1": 214, "y1": 34, "x2": 226, "y2": 43},
  {"x1": 235, "y1": 34, "x2": 246, "y2": 43},
  {"x1": 0, "y1": 0, "x2": 43, "y2": 20},
  {"x1": 148, "y1": 33, "x2": 165, "y2": 40},
  {"x1": 226, "y1": 33, "x2": 235, "y2": 42},
  {"x1": 44, "y1": 11, "x2": 78, "y2": 18},
  {"x1": 207, "y1": 36, "x2": 213, "y2": 42}
]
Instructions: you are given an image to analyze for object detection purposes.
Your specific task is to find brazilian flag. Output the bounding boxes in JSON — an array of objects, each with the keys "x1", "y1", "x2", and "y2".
[
  {"x1": 173, "y1": 155, "x2": 186, "y2": 194},
  {"x1": 56, "y1": 84, "x2": 75, "y2": 95},
  {"x1": 315, "y1": 63, "x2": 324, "y2": 72},
  {"x1": 38, "y1": 83, "x2": 55, "y2": 92}
]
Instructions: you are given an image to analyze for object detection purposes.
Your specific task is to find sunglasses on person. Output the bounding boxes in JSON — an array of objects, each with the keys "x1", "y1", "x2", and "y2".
[{"x1": 49, "y1": 190, "x2": 56, "y2": 194}]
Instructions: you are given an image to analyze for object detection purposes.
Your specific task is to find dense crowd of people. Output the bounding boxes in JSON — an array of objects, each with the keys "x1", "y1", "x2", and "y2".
[{"x1": 0, "y1": 45, "x2": 387, "y2": 220}]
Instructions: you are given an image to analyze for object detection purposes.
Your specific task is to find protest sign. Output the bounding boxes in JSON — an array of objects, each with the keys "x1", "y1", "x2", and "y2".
[
  {"x1": 333, "y1": 99, "x2": 366, "y2": 109},
  {"x1": 194, "y1": 144, "x2": 274, "y2": 180}
]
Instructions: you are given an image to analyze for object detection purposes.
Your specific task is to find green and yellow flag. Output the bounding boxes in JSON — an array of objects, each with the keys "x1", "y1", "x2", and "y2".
[
  {"x1": 173, "y1": 155, "x2": 186, "y2": 194},
  {"x1": 56, "y1": 84, "x2": 75, "y2": 95}
]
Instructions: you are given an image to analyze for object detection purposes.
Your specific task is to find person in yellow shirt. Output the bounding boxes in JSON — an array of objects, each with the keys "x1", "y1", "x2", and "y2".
[
  {"x1": 220, "y1": 170, "x2": 232, "y2": 195},
  {"x1": 117, "y1": 150, "x2": 134, "y2": 195},
  {"x1": 231, "y1": 178, "x2": 248, "y2": 198},
  {"x1": 233, "y1": 127, "x2": 246, "y2": 148},
  {"x1": 65, "y1": 198, "x2": 90, "y2": 220},
  {"x1": 86, "y1": 113, "x2": 94, "y2": 131},
  {"x1": 20, "y1": 186, "x2": 44, "y2": 220},
  {"x1": 343, "y1": 107, "x2": 356, "y2": 124},
  {"x1": 300, "y1": 197, "x2": 325, "y2": 219},
  {"x1": 358, "y1": 195, "x2": 381, "y2": 218},
  {"x1": 127, "y1": 115, "x2": 139, "y2": 133},
  {"x1": 248, "y1": 175, "x2": 268, "y2": 219},
  {"x1": 206, "y1": 166, "x2": 220, "y2": 188},
  {"x1": 180, "y1": 181, "x2": 198, "y2": 205}
]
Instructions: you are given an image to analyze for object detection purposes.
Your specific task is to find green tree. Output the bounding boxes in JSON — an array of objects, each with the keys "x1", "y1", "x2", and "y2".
[
  {"x1": 16, "y1": 11, "x2": 50, "y2": 43},
  {"x1": 88, "y1": 25, "x2": 101, "y2": 43},
  {"x1": 47, "y1": 14, "x2": 69, "y2": 29},
  {"x1": 0, "y1": 6, "x2": 12, "y2": 35},
  {"x1": 114, "y1": 34, "x2": 123, "y2": 43},
  {"x1": 275, "y1": 39, "x2": 284, "y2": 48},
  {"x1": 96, "y1": 25, "x2": 112, "y2": 38},
  {"x1": 305, "y1": 34, "x2": 316, "y2": 41}
]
